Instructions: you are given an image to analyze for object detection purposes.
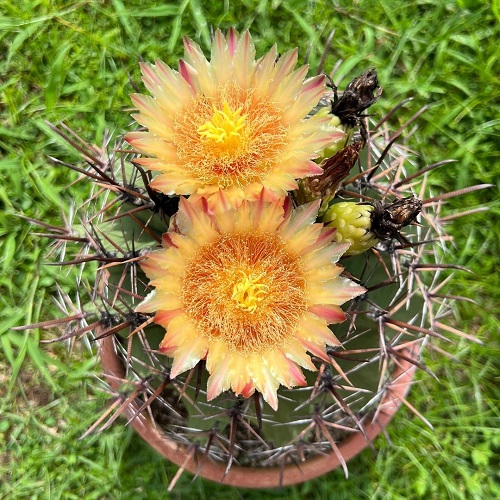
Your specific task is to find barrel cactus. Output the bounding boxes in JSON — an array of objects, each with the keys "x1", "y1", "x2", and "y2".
[{"x1": 25, "y1": 29, "x2": 480, "y2": 488}]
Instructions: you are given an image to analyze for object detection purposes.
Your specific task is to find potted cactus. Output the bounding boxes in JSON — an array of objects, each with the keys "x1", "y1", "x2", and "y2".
[{"x1": 22, "y1": 29, "x2": 480, "y2": 489}]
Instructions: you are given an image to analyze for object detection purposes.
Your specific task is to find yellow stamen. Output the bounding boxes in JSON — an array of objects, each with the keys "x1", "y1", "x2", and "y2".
[
  {"x1": 198, "y1": 102, "x2": 246, "y2": 147},
  {"x1": 231, "y1": 271, "x2": 268, "y2": 313}
]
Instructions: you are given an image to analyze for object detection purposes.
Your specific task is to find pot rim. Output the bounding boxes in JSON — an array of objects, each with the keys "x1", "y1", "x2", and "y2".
[{"x1": 98, "y1": 334, "x2": 419, "y2": 489}]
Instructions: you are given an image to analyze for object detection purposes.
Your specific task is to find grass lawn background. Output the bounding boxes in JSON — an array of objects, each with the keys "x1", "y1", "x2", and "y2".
[{"x1": 1, "y1": 0, "x2": 498, "y2": 498}]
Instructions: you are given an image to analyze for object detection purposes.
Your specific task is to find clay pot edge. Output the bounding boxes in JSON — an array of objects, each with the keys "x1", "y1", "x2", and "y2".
[{"x1": 98, "y1": 334, "x2": 420, "y2": 489}]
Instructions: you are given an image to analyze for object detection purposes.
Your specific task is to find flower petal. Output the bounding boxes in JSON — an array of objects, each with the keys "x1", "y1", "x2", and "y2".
[
  {"x1": 297, "y1": 312, "x2": 342, "y2": 347},
  {"x1": 279, "y1": 200, "x2": 321, "y2": 240},
  {"x1": 233, "y1": 30, "x2": 256, "y2": 89},
  {"x1": 170, "y1": 336, "x2": 209, "y2": 378},
  {"x1": 266, "y1": 349, "x2": 306, "y2": 388},
  {"x1": 308, "y1": 277, "x2": 365, "y2": 305},
  {"x1": 247, "y1": 355, "x2": 280, "y2": 410},
  {"x1": 159, "y1": 315, "x2": 197, "y2": 353},
  {"x1": 308, "y1": 304, "x2": 346, "y2": 324}
]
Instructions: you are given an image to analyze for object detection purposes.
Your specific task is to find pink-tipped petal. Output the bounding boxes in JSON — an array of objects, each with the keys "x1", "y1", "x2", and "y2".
[
  {"x1": 234, "y1": 30, "x2": 256, "y2": 89},
  {"x1": 206, "y1": 357, "x2": 232, "y2": 400},
  {"x1": 284, "y1": 340, "x2": 317, "y2": 371},
  {"x1": 177, "y1": 200, "x2": 218, "y2": 243},
  {"x1": 154, "y1": 308, "x2": 184, "y2": 328},
  {"x1": 283, "y1": 75, "x2": 326, "y2": 121},
  {"x1": 254, "y1": 44, "x2": 278, "y2": 94},
  {"x1": 279, "y1": 200, "x2": 321, "y2": 241},
  {"x1": 274, "y1": 49, "x2": 299, "y2": 81},
  {"x1": 178, "y1": 59, "x2": 199, "y2": 92},
  {"x1": 158, "y1": 316, "x2": 196, "y2": 352},
  {"x1": 270, "y1": 350, "x2": 307, "y2": 388},
  {"x1": 211, "y1": 29, "x2": 232, "y2": 85},
  {"x1": 250, "y1": 358, "x2": 280, "y2": 411},
  {"x1": 271, "y1": 65, "x2": 310, "y2": 105},
  {"x1": 240, "y1": 382, "x2": 255, "y2": 398},
  {"x1": 309, "y1": 304, "x2": 347, "y2": 324},
  {"x1": 288, "y1": 159, "x2": 324, "y2": 177},
  {"x1": 300, "y1": 338, "x2": 331, "y2": 363},
  {"x1": 226, "y1": 27, "x2": 239, "y2": 56},
  {"x1": 298, "y1": 313, "x2": 342, "y2": 347},
  {"x1": 283, "y1": 224, "x2": 323, "y2": 256},
  {"x1": 309, "y1": 277, "x2": 365, "y2": 305},
  {"x1": 303, "y1": 242, "x2": 351, "y2": 270},
  {"x1": 183, "y1": 36, "x2": 215, "y2": 95}
]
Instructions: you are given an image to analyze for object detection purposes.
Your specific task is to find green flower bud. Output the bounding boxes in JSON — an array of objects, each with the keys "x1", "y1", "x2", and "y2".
[
  {"x1": 315, "y1": 107, "x2": 352, "y2": 159},
  {"x1": 322, "y1": 202, "x2": 379, "y2": 256}
]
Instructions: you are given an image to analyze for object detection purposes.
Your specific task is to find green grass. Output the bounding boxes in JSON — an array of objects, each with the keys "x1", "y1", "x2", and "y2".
[{"x1": 1, "y1": 0, "x2": 499, "y2": 498}]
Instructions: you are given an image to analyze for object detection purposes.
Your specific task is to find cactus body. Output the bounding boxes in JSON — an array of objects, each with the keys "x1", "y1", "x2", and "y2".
[{"x1": 25, "y1": 32, "x2": 477, "y2": 488}]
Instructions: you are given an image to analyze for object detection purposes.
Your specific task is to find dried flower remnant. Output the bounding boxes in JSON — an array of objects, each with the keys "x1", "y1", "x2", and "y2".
[
  {"x1": 370, "y1": 196, "x2": 422, "y2": 244},
  {"x1": 304, "y1": 141, "x2": 363, "y2": 201},
  {"x1": 313, "y1": 69, "x2": 382, "y2": 162},
  {"x1": 329, "y1": 69, "x2": 382, "y2": 130},
  {"x1": 136, "y1": 194, "x2": 365, "y2": 410}
]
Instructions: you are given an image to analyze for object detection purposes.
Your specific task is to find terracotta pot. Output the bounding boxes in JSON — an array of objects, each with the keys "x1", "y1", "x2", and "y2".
[{"x1": 98, "y1": 334, "x2": 418, "y2": 489}]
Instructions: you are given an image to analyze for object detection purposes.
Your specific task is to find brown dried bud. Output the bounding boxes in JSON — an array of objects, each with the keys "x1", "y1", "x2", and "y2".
[
  {"x1": 330, "y1": 69, "x2": 383, "y2": 129},
  {"x1": 370, "y1": 196, "x2": 422, "y2": 244},
  {"x1": 307, "y1": 142, "x2": 362, "y2": 198}
]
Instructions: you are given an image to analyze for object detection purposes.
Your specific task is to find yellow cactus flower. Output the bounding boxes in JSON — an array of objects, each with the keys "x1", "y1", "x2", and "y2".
[
  {"x1": 137, "y1": 193, "x2": 365, "y2": 410},
  {"x1": 126, "y1": 29, "x2": 344, "y2": 206}
]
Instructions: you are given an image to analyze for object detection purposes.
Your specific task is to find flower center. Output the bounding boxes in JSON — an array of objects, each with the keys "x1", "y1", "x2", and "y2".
[
  {"x1": 197, "y1": 102, "x2": 247, "y2": 151},
  {"x1": 181, "y1": 233, "x2": 307, "y2": 354},
  {"x1": 231, "y1": 271, "x2": 268, "y2": 313},
  {"x1": 173, "y1": 88, "x2": 289, "y2": 189}
]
